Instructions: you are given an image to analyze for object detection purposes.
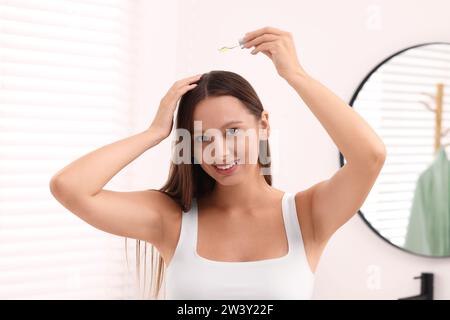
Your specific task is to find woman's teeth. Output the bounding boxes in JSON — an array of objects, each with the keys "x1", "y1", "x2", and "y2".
[{"x1": 214, "y1": 160, "x2": 238, "y2": 170}]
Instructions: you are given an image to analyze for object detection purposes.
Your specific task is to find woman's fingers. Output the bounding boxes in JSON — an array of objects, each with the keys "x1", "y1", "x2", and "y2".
[
  {"x1": 176, "y1": 75, "x2": 200, "y2": 94},
  {"x1": 151, "y1": 73, "x2": 202, "y2": 139},
  {"x1": 174, "y1": 73, "x2": 203, "y2": 88},
  {"x1": 185, "y1": 73, "x2": 203, "y2": 83},
  {"x1": 243, "y1": 26, "x2": 285, "y2": 43},
  {"x1": 243, "y1": 34, "x2": 278, "y2": 49},
  {"x1": 166, "y1": 73, "x2": 201, "y2": 100},
  {"x1": 178, "y1": 82, "x2": 198, "y2": 95},
  {"x1": 251, "y1": 41, "x2": 276, "y2": 55}
]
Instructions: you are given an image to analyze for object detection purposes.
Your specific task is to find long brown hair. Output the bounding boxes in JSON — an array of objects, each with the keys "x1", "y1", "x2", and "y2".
[{"x1": 129, "y1": 70, "x2": 273, "y2": 299}]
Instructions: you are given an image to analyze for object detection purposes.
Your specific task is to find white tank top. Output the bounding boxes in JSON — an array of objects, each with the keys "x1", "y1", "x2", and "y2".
[{"x1": 163, "y1": 192, "x2": 315, "y2": 299}]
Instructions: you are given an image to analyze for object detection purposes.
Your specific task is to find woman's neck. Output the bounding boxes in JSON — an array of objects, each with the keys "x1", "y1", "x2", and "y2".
[{"x1": 204, "y1": 173, "x2": 281, "y2": 212}]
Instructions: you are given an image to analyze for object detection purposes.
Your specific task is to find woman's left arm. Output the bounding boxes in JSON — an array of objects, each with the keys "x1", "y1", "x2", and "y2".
[{"x1": 243, "y1": 26, "x2": 387, "y2": 245}]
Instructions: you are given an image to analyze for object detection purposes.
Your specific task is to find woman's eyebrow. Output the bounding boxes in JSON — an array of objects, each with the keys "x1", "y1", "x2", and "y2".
[{"x1": 220, "y1": 120, "x2": 244, "y2": 128}]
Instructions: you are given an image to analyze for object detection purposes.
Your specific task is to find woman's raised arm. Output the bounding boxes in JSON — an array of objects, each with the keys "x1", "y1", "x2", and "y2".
[{"x1": 49, "y1": 73, "x2": 202, "y2": 247}]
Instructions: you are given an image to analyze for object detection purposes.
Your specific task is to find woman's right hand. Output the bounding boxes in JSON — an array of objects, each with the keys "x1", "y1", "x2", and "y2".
[{"x1": 148, "y1": 73, "x2": 202, "y2": 140}]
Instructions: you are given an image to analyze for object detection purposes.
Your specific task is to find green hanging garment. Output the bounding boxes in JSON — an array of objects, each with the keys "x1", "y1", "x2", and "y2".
[{"x1": 403, "y1": 146, "x2": 450, "y2": 256}]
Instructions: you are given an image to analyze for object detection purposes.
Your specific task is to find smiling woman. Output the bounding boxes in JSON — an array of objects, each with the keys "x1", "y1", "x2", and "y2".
[
  {"x1": 189, "y1": 95, "x2": 270, "y2": 183},
  {"x1": 165, "y1": 71, "x2": 274, "y2": 201},
  {"x1": 49, "y1": 27, "x2": 385, "y2": 301},
  {"x1": 159, "y1": 70, "x2": 317, "y2": 300}
]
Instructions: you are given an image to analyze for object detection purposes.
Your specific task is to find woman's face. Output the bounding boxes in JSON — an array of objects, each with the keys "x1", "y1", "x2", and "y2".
[{"x1": 191, "y1": 95, "x2": 269, "y2": 186}]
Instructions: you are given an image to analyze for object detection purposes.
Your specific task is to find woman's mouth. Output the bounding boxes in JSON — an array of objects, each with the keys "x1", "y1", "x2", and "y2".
[{"x1": 213, "y1": 159, "x2": 239, "y2": 175}]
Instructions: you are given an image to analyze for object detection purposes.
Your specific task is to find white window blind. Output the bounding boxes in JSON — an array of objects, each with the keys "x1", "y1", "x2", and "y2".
[{"x1": 0, "y1": 0, "x2": 141, "y2": 299}]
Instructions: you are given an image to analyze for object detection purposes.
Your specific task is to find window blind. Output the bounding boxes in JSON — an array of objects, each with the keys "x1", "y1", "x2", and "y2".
[{"x1": 0, "y1": 0, "x2": 141, "y2": 299}]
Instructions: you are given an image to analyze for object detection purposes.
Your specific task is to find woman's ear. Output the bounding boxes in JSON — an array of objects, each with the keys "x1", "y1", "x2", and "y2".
[{"x1": 259, "y1": 111, "x2": 270, "y2": 140}]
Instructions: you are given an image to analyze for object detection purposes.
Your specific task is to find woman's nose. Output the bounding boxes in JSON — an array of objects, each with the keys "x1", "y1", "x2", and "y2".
[{"x1": 213, "y1": 136, "x2": 236, "y2": 163}]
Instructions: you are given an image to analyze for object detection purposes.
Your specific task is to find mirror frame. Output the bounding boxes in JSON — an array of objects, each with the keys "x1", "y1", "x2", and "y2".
[{"x1": 343, "y1": 41, "x2": 450, "y2": 259}]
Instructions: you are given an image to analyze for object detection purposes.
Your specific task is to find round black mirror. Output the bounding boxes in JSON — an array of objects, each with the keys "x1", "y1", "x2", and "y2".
[{"x1": 344, "y1": 42, "x2": 450, "y2": 258}]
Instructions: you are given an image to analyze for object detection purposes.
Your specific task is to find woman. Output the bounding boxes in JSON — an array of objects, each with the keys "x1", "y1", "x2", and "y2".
[{"x1": 49, "y1": 26, "x2": 386, "y2": 300}]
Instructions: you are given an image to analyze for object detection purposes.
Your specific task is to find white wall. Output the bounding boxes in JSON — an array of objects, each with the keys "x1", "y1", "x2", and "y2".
[{"x1": 131, "y1": 0, "x2": 450, "y2": 299}]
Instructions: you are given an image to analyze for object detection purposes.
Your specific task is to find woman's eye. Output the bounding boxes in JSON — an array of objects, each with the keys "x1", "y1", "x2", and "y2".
[
  {"x1": 196, "y1": 135, "x2": 212, "y2": 142},
  {"x1": 226, "y1": 128, "x2": 240, "y2": 135}
]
